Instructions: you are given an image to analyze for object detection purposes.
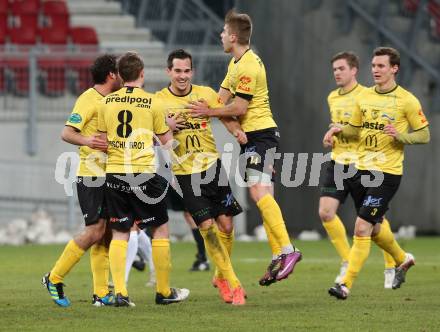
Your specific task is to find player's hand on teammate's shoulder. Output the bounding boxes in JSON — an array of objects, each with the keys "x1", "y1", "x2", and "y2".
[
  {"x1": 384, "y1": 123, "x2": 398, "y2": 138},
  {"x1": 234, "y1": 129, "x2": 248, "y2": 145},
  {"x1": 187, "y1": 99, "x2": 210, "y2": 118},
  {"x1": 85, "y1": 134, "x2": 108, "y2": 152}
]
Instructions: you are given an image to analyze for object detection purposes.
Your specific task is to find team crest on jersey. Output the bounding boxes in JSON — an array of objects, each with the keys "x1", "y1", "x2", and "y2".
[
  {"x1": 68, "y1": 113, "x2": 82, "y2": 124},
  {"x1": 371, "y1": 109, "x2": 380, "y2": 120}
]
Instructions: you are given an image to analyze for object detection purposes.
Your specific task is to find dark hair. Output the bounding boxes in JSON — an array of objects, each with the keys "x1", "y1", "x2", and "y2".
[
  {"x1": 167, "y1": 49, "x2": 193, "y2": 69},
  {"x1": 373, "y1": 47, "x2": 400, "y2": 68},
  {"x1": 331, "y1": 51, "x2": 360, "y2": 69},
  {"x1": 118, "y1": 51, "x2": 144, "y2": 82},
  {"x1": 225, "y1": 9, "x2": 252, "y2": 45},
  {"x1": 90, "y1": 54, "x2": 117, "y2": 85}
]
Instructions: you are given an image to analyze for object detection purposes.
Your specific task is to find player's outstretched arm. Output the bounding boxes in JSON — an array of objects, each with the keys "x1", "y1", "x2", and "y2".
[
  {"x1": 61, "y1": 126, "x2": 108, "y2": 151},
  {"x1": 220, "y1": 117, "x2": 247, "y2": 144},
  {"x1": 188, "y1": 95, "x2": 249, "y2": 118},
  {"x1": 385, "y1": 125, "x2": 430, "y2": 144}
]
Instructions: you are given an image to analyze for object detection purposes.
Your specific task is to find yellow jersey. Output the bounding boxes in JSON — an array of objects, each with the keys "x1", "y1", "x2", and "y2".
[
  {"x1": 327, "y1": 84, "x2": 366, "y2": 164},
  {"x1": 221, "y1": 49, "x2": 276, "y2": 132},
  {"x1": 350, "y1": 85, "x2": 428, "y2": 175},
  {"x1": 156, "y1": 85, "x2": 221, "y2": 175},
  {"x1": 65, "y1": 88, "x2": 106, "y2": 177},
  {"x1": 98, "y1": 86, "x2": 170, "y2": 174}
]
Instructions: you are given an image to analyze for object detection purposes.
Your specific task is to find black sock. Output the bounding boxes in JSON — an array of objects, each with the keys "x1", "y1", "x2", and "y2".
[{"x1": 192, "y1": 228, "x2": 206, "y2": 261}]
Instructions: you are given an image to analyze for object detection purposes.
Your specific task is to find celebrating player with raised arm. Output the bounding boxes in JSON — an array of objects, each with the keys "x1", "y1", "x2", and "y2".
[{"x1": 188, "y1": 10, "x2": 302, "y2": 286}]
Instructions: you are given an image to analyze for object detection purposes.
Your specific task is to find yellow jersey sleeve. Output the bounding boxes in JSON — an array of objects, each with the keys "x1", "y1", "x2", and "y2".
[
  {"x1": 205, "y1": 86, "x2": 224, "y2": 108},
  {"x1": 66, "y1": 91, "x2": 93, "y2": 131},
  {"x1": 234, "y1": 61, "x2": 257, "y2": 100},
  {"x1": 152, "y1": 99, "x2": 170, "y2": 135},
  {"x1": 404, "y1": 95, "x2": 429, "y2": 131}
]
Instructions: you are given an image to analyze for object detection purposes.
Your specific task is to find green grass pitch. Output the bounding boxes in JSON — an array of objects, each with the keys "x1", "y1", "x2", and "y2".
[{"x1": 0, "y1": 238, "x2": 438, "y2": 331}]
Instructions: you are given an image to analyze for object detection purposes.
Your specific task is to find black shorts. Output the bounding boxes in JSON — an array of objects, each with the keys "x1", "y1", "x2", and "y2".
[
  {"x1": 349, "y1": 170, "x2": 401, "y2": 224},
  {"x1": 319, "y1": 160, "x2": 353, "y2": 204},
  {"x1": 105, "y1": 173, "x2": 169, "y2": 231},
  {"x1": 76, "y1": 176, "x2": 107, "y2": 226},
  {"x1": 240, "y1": 127, "x2": 280, "y2": 182},
  {"x1": 175, "y1": 160, "x2": 242, "y2": 225},
  {"x1": 166, "y1": 186, "x2": 185, "y2": 211}
]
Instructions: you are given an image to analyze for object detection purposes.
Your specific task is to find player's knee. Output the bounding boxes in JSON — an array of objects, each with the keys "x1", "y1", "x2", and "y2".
[
  {"x1": 319, "y1": 207, "x2": 335, "y2": 222},
  {"x1": 354, "y1": 217, "x2": 374, "y2": 237},
  {"x1": 198, "y1": 219, "x2": 214, "y2": 230},
  {"x1": 85, "y1": 220, "x2": 106, "y2": 243},
  {"x1": 217, "y1": 221, "x2": 233, "y2": 234},
  {"x1": 249, "y1": 184, "x2": 270, "y2": 203}
]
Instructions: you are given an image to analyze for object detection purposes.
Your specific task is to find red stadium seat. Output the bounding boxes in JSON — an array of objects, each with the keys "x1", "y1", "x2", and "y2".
[
  {"x1": 38, "y1": 56, "x2": 66, "y2": 96},
  {"x1": 0, "y1": 0, "x2": 9, "y2": 13},
  {"x1": 70, "y1": 26, "x2": 99, "y2": 51},
  {"x1": 40, "y1": 0, "x2": 69, "y2": 43},
  {"x1": 39, "y1": 26, "x2": 69, "y2": 45},
  {"x1": 10, "y1": 0, "x2": 40, "y2": 14},
  {"x1": 403, "y1": 0, "x2": 420, "y2": 13},
  {"x1": 0, "y1": 13, "x2": 6, "y2": 44},
  {"x1": 9, "y1": 24, "x2": 38, "y2": 44},
  {"x1": 428, "y1": 1, "x2": 440, "y2": 39},
  {"x1": 3, "y1": 57, "x2": 29, "y2": 95},
  {"x1": 67, "y1": 56, "x2": 94, "y2": 95}
]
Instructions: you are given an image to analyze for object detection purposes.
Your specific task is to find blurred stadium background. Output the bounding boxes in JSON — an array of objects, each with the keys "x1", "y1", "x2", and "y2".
[{"x1": 0, "y1": 0, "x2": 439, "y2": 243}]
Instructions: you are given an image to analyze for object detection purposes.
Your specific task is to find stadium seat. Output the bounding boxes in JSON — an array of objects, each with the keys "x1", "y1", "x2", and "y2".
[
  {"x1": 67, "y1": 56, "x2": 94, "y2": 95},
  {"x1": 9, "y1": 24, "x2": 38, "y2": 45},
  {"x1": 40, "y1": 0, "x2": 69, "y2": 44},
  {"x1": 3, "y1": 57, "x2": 29, "y2": 95},
  {"x1": 428, "y1": 1, "x2": 440, "y2": 39},
  {"x1": 0, "y1": 0, "x2": 8, "y2": 13},
  {"x1": 402, "y1": 0, "x2": 420, "y2": 14},
  {"x1": 0, "y1": 13, "x2": 6, "y2": 44},
  {"x1": 69, "y1": 26, "x2": 99, "y2": 51},
  {"x1": 38, "y1": 57, "x2": 66, "y2": 96},
  {"x1": 39, "y1": 26, "x2": 69, "y2": 45},
  {"x1": 10, "y1": 0, "x2": 40, "y2": 14}
]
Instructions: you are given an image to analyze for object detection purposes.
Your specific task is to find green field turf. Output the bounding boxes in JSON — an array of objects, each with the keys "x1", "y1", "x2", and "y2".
[{"x1": 0, "y1": 238, "x2": 438, "y2": 331}]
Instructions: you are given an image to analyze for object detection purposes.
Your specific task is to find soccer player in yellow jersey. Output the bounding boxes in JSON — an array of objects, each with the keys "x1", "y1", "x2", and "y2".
[
  {"x1": 189, "y1": 10, "x2": 302, "y2": 286},
  {"x1": 325, "y1": 47, "x2": 430, "y2": 299},
  {"x1": 156, "y1": 49, "x2": 246, "y2": 305},
  {"x1": 98, "y1": 52, "x2": 189, "y2": 306},
  {"x1": 320, "y1": 51, "x2": 397, "y2": 288},
  {"x1": 42, "y1": 54, "x2": 122, "y2": 307}
]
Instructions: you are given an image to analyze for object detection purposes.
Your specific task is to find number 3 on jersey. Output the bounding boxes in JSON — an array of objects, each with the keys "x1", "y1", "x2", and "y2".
[{"x1": 117, "y1": 110, "x2": 133, "y2": 138}]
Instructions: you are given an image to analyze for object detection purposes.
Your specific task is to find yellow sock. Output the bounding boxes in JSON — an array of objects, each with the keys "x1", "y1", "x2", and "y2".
[
  {"x1": 152, "y1": 239, "x2": 171, "y2": 297},
  {"x1": 322, "y1": 215, "x2": 350, "y2": 262},
  {"x1": 380, "y1": 219, "x2": 397, "y2": 268},
  {"x1": 109, "y1": 240, "x2": 128, "y2": 296},
  {"x1": 214, "y1": 228, "x2": 234, "y2": 279},
  {"x1": 49, "y1": 240, "x2": 85, "y2": 284},
  {"x1": 372, "y1": 219, "x2": 405, "y2": 266},
  {"x1": 342, "y1": 236, "x2": 371, "y2": 289},
  {"x1": 256, "y1": 194, "x2": 291, "y2": 248},
  {"x1": 200, "y1": 225, "x2": 240, "y2": 289},
  {"x1": 90, "y1": 244, "x2": 110, "y2": 297},
  {"x1": 263, "y1": 222, "x2": 282, "y2": 257}
]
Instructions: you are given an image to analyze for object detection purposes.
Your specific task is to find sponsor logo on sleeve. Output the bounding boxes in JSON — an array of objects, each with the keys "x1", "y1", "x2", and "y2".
[{"x1": 68, "y1": 113, "x2": 82, "y2": 124}]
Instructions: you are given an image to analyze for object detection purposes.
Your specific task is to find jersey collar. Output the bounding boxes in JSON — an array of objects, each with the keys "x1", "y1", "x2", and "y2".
[
  {"x1": 374, "y1": 84, "x2": 398, "y2": 94},
  {"x1": 167, "y1": 84, "x2": 193, "y2": 97},
  {"x1": 234, "y1": 48, "x2": 251, "y2": 64},
  {"x1": 338, "y1": 83, "x2": 359, "y2": 96}
]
